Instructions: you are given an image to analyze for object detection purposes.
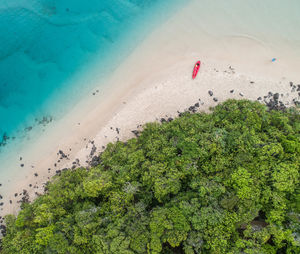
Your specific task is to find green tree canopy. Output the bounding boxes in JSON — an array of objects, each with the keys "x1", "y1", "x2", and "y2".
[{"x1": 1, "y1": 100, "x2": 299, "y2": 254}]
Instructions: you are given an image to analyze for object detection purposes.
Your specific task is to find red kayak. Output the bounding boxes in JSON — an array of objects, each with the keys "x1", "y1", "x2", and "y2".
[{"x1": 192, "y1": 61, "x2": 201, "y2": 79}]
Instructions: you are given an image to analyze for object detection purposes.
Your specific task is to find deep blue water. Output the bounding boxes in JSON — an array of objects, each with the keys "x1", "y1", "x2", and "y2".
[{"x1": 0, "y1": 0, "x2": 184, "y2": 150}]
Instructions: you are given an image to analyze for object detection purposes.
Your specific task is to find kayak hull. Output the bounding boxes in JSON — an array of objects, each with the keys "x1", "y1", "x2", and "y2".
[{"x1": 192, "y1": 61, "x2": 201, "y2": 79}]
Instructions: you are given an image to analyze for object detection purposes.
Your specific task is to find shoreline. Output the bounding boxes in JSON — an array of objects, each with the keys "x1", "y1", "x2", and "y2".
[
  {"x1": 1, "y1": 0, "x2": 300, "y2": 220},
  {"x1": 0, "y1": 58, "x2": 299, "y2": 219}
]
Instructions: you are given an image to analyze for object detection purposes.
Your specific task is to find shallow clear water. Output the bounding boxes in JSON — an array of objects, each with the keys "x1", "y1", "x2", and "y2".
[{"x1": 0, "y1": 0, "x2": 185, "y2": 151}]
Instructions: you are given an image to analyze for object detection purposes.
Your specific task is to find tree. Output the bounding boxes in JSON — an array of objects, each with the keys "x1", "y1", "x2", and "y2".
[{"x1": 1, "y1": 100, "x2": 299, "y2": 253}]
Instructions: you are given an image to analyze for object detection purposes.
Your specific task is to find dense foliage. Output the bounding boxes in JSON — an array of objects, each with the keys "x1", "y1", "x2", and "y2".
[{"x1": 1, "y1": 100, "x2": 299, "y2": 254}]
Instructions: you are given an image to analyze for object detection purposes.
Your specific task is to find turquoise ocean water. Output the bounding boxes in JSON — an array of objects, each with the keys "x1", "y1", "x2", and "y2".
[
  {"x1": 0, "y1": 0, "x2": 185, "y2": 154},
  {"x1": 1, "y1": 0, "x2": 299, "y2": 166}
]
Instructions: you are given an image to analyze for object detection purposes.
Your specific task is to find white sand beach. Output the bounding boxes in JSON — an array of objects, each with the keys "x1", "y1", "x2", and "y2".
[{"x1": 0, "y1": 0, "x2": 300, "y2": 218}]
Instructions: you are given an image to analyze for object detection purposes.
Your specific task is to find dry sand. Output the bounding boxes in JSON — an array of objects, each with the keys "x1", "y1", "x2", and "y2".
[{"x1": 0, "y1": 0, "x2": 299, "y2": 219}]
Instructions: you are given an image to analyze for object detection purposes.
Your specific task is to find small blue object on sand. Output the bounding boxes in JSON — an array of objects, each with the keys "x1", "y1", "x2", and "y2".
[{"x1": 271, "y1": 58, "x2": 277, "y2": 62}]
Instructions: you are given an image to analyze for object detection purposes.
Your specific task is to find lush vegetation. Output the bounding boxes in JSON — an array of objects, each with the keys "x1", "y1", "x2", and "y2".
[{"x1": 1, "y1": 100, "x2": 299, "y2": 254}]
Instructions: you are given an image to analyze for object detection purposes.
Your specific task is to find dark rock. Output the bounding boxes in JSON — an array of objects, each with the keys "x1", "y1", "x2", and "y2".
[
  {"x1": 132, "y1": 130, "x2": 139, "y2": 137},
  {"x1": 167, "y1": 117, "x2": 173, "y2": 122},
  {"x1": 268, "y1": 92, "x2": 273, "y2": 97},
  {"x1": 54, "y1": 163, "x2": 57, "y2": 167},
  {"x1": 0, "y1": 195, "x2": 2, "y2": 199},
  {"x1": 273, "y1": 93, "x2": 279, "y2": 101},
  {"x1": 213, "y1": 97, "x2": 218, "y2": 102},
  {"x1": 58, "y1": 150, "x2": 67, "y2": 159},
  {"x1": 189, "y1": 106, "x2": 195, "y2": 111},
  {"x1": 90, "y1": 156, "x2": 101, "y2": 167},
  {"x1": 230, "y1": 90, "x2": 234, "y2": 93},
  {"x1": 250, "y1": 81, "x2": 255, "y2": 84},
  {"x1": 160, "y1": 118, "x2": 166, "y2": 123},
  {"x1": 14, "y1": 193, "x2": 18, "y2": 197},
  {"x1": 257, "y1": 97, "x2": 262, "y2": 100},
  {"x1": 56, "y1": 170, "x2": 61, "y2": 175},
  {"x1": 208, "y1": 90, "x2": 213, "y2": 96},
  {"x1": 25, "y1": 126, "x2": 32, "y2": 132},
  {"x1": 29, "y1": 184, "x2": 32, "y2": 187},
  {"x1": 9, "y1": 200, "x2": 12, "y2": 204},
  {"x1": 20, "y1": 164, "x2": 24, "y2": 167},
  {"x1": 90, "y1": 145, "x2": 97, "y2": 157},
  {"x1": 194, "y1": 102, "x2": 199, "y2": 107},
  {"x1": 239, "y1": 92, "x2": 244, "y2": 97},
  {"x1": 34, "y1": 173, "x2": 38, "y2": 177},
  {"x1": 290, "y1": 81, "x2": 293, "y2": 87},
  {"x1": 116, "y1": 128, "x2": 120, "y2": 134},
  {"x1": 20, "y1": 157, "x2": 22, "y2": 161},
  {"x1": 0, "y1": 203, "x2": 3, "y2": 206}
]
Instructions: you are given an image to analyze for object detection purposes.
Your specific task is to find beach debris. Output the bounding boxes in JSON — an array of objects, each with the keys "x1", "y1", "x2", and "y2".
[
  {"x1": 271, "y1": 58, "x2": 276, "y2": 62},
  {"x1": 239, "y1": 92, "x2": 244, "y2": 97},
  {"x1": 208, "y1": 90, "x2": 213, "y2": 96}
]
